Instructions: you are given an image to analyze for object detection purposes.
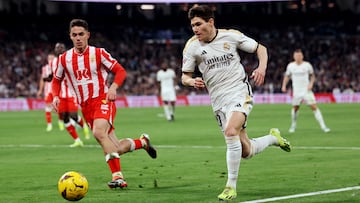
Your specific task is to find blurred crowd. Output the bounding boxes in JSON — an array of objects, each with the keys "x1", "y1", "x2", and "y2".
[{"x1": 0, "y1": 13, "x2": 359, "y2": 98}]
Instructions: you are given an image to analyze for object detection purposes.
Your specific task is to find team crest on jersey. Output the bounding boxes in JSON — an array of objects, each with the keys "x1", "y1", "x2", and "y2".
[
  {"x1": 90, "y1": 54, "x2": 96, "y2": 63},
  {"x1": 223, "y1": 43, "x2": 230, "y2": 51},
  {"x1": 101, "y1": 99, "x2": 107, "y2": 104}
]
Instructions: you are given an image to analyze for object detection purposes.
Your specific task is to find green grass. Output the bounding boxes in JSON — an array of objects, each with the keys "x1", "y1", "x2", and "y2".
[{"x1": 0, "y1": 104, "x2": 359, "y2": 203}]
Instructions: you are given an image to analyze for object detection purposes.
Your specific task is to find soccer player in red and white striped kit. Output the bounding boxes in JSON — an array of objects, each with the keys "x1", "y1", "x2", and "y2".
[
  {"x1": 52, "y1": 19, "x2": 157, "y2": 188},
  {"x1": 37, "y1": 53, "x2": 64, "y2": 132},
  {"x1": 52, "y1": 42, "x2": 90, "y2": 147}
]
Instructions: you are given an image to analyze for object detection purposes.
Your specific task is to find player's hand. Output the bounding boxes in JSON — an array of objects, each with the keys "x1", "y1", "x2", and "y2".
[
  {"x1": 194, "y1": 77, "x2": 205, "y2": 89},
  {"x1": 281, "y1": 87, "x2": 286, "y2": 93},
  {"x1": 307, "y1": 84, "x2": 313, "y2": 91},
  {"x1": 106, "y1": 86, "x2": 117, "y2": 101},
  {"x1": 52, "y1": 96, "x2": 60, "y2": 113},
  {"x1": 250, "y1": 68, "x2": 266, "y2": 86},
  {"x1": 36, "y1": 91, "x2": 42, "y2": 98}
]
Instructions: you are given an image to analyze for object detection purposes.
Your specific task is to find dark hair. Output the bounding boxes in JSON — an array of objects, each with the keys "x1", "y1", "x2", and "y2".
[
  {"x1": 188, "y1": 5, "x2": 214, "y2": 22},
  {"x1": 69, "y1": 19, "x2": 89, "y2": 32},
  {"x1": 294, "y1": 48, "x2": 303, "y2": 53}
]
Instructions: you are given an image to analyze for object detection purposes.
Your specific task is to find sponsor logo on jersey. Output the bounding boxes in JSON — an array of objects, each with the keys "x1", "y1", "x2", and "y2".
[{"x1": 204, "y1": 53, "x2": 234, "y2": 70}]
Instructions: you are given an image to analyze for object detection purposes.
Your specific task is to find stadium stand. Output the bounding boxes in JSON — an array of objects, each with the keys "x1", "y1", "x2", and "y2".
[{"x1": 0, "y1": 1, "x2": 359, "y2": 98}]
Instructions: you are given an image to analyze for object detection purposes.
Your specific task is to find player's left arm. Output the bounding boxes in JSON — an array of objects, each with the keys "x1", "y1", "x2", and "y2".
[
  {"x1": 107, "y1": 63, "x2": 126, "y2": 101},
  {"x1": 308, "y1": 73, "x2": 315, "y2": 91},
  {"x1": 251, "y1": 43, "x2": 268, "y2": 86},
  {"x1": 172, "y1": 70, "x2": 178, "y2": 90}
]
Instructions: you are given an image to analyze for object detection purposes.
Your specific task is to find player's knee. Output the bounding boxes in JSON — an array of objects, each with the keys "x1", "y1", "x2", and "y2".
[
  {"x1": 92, "y1": 128, "x2": 107, "y2": 140},
  {"x1": 224, "y1": 128, "x2": 238, "y2": 137},
  {"x1": 242, "y1": 149, "x2": 251, "y2": 158}
]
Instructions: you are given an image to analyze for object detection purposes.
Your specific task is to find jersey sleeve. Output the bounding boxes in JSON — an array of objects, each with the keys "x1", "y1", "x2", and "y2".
[
  {"x1": 182, "y1": 37, "x2": 197, "y2": 73},
  {"x1": 41, "y1": 65, "x2": 51, "y2": 78},
  {"x1": 230, "y1": 29, "x2": 258, "y2": 53},
  {"x1": 156, "y1": 71, "x2": 161, "y2": 82},
  {"x1": 285, "y1": 64, "x2": 292, "y2": 76},
  {"x1": 100, "y1": 48, "x2": 118, "y2": 70},
  {"x1": 307, "y1": 62, "x2": 314, "y2": 74},
  {"x1": 53, "y1": 54, "x2": 64, "y2": 80}
]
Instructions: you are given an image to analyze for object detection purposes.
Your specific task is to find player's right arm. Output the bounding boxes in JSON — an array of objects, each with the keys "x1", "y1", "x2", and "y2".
[
  {"x1": 181, "y1": 72, "x2": 205, "y2": 89},
  {"x1": 181, "y1": 38, "x2": 205, "y2": 89},
  {"x1": 282, "y1": 64, "x2": 292, "y2": 93},
  {"x1": 37, "y1": 76, "x2": 44, "y2": 98},
  {"x1": 51, "y1": 54, "x2": 65, "y2": 112},
  {"x1": 281, "y1": 75, "x2": 290, "y2": 93}
]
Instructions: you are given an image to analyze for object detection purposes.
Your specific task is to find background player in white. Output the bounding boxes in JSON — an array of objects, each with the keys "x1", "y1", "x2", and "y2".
[
  {"x1": 181, "y1": 5, "x2": 291, "y2": 201},
  {"x1": 156, "y1": 61, "x2": 176, "y2": 121},
  {"x1": 281, "y1": 49, "x2": 330, "y2": 133}
]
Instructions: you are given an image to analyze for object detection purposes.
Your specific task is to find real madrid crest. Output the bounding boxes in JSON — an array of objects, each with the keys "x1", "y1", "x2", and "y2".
[{"x1": 223, "y1": 42, "x2": 230, "y2": 51}]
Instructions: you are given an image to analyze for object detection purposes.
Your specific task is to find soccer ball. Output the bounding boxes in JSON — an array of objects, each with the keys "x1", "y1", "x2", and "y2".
[{"x1": 58, "y1": 171, "x2": 88, "y2": 201}]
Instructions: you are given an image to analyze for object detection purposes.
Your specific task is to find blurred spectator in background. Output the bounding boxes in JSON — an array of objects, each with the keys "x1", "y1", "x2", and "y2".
[{"x1": 0, "y1": 2, "x2": 359, "y2": 98}]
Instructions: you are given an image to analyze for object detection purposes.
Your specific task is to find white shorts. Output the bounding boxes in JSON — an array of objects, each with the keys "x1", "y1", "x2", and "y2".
[
  {"x1": 214, "y1": 95, "x2": 253, "y2": 133},
  {"x1": 292, "y1": 91, "x2": 316, "y2": 106},
  {"x1": 161, "y1": 89, "x2": 176, "y2": 102}
]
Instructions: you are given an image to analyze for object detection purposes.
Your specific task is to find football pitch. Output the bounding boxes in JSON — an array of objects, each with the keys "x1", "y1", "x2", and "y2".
[{"x1": 0, "y1": 103, "x2": 359, "y2": 203}]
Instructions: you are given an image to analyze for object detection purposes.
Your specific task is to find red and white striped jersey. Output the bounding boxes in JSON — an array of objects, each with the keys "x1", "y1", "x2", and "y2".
[
  {"x1": 52, "y1": 56, "x2": 76, "y2": 99},
  {"x1": 41, "y1": 63, "x2": 53, "y2": 97},
  {"x1": 53, "y1": 46, "x2": 118, "y2": 104},
  {"x1": 50, "y1": 56, "x2": 58, "y2": 73},
  {"x1": 59, "y1": 78, "x2": 76, "y2": 99}
]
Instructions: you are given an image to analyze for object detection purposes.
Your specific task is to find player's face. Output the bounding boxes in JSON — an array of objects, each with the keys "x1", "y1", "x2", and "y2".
[
  {"x1": 54, "y1": 43, "x2": 65, "y2": 55},
  {"x1": 70, "y1": 26, "x2": 90, "y2": 53},
  {"x1": 293, "y1": 52, "x2": 304, "y2": 63},
  {"x1": 190, "y1": 17, "x2": 214, "y2": 42},
  {"x1": 161, "y1": 62, "x2": 167, "y2": 70},
  {"x1": 47, "y1": 54, "x2": 55, "y2": 63}
]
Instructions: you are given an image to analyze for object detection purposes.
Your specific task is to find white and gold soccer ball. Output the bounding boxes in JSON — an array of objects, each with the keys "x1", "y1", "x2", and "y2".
[{"x1": 58, "y1": 171, "x2": 88, "y2": 201}]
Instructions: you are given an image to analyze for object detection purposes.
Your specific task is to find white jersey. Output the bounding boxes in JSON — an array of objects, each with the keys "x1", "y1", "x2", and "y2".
[
  {"x1": 285, "y1": 61, "x2": 314, "y2": 97},
  {"x1": 157, "y1": 68, "x2": 176, "y2": 101},
  {"x1": 182, "y1": 29, "x2": 258, "y2": 111}
]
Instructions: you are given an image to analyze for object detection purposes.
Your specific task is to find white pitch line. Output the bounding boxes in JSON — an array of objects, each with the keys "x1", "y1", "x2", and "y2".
[
  {"x1": 1, "y1": 144, "x2": 359, "y2": 202},
  {"x1": 239, "y1": 186, "x2": 360, "y2": 203}
]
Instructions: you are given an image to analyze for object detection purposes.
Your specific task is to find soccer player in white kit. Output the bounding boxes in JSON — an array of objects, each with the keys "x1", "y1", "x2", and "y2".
[
  {"x1": 181, "y1": 5, "x2": 291, "y2": 201},
  {"x1": 157, "y1": 61, "x2": 176, "y2": 121},
  {"x1": 282, "y1": 49, "x2": 330, "y2": 133}
]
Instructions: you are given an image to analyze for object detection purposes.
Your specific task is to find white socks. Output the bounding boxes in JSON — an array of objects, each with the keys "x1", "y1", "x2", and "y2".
[
  {"x1": 247, "y1": 135, "x2": 277, "y2": 158},
  {"x1": 313, "y1": 108, "x2": 327, "y2": 129},
  {"x1": 291, "y1": 108, "x2": 297, "y2": 128},
  {"x1": 224, "y1": 136, "x2": 242, "y2": 189},
  {"x1": 163, "y1": 105, "x2": 171, "y2": 120}
]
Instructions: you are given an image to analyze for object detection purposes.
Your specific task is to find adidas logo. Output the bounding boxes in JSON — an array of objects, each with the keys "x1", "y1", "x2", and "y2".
[
  {"x1": 201, "y1": 50, "x2": 207, "y2": 55},
  {"x1": 235, "y1": 103, "x2": 242, "y2": 108}
]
